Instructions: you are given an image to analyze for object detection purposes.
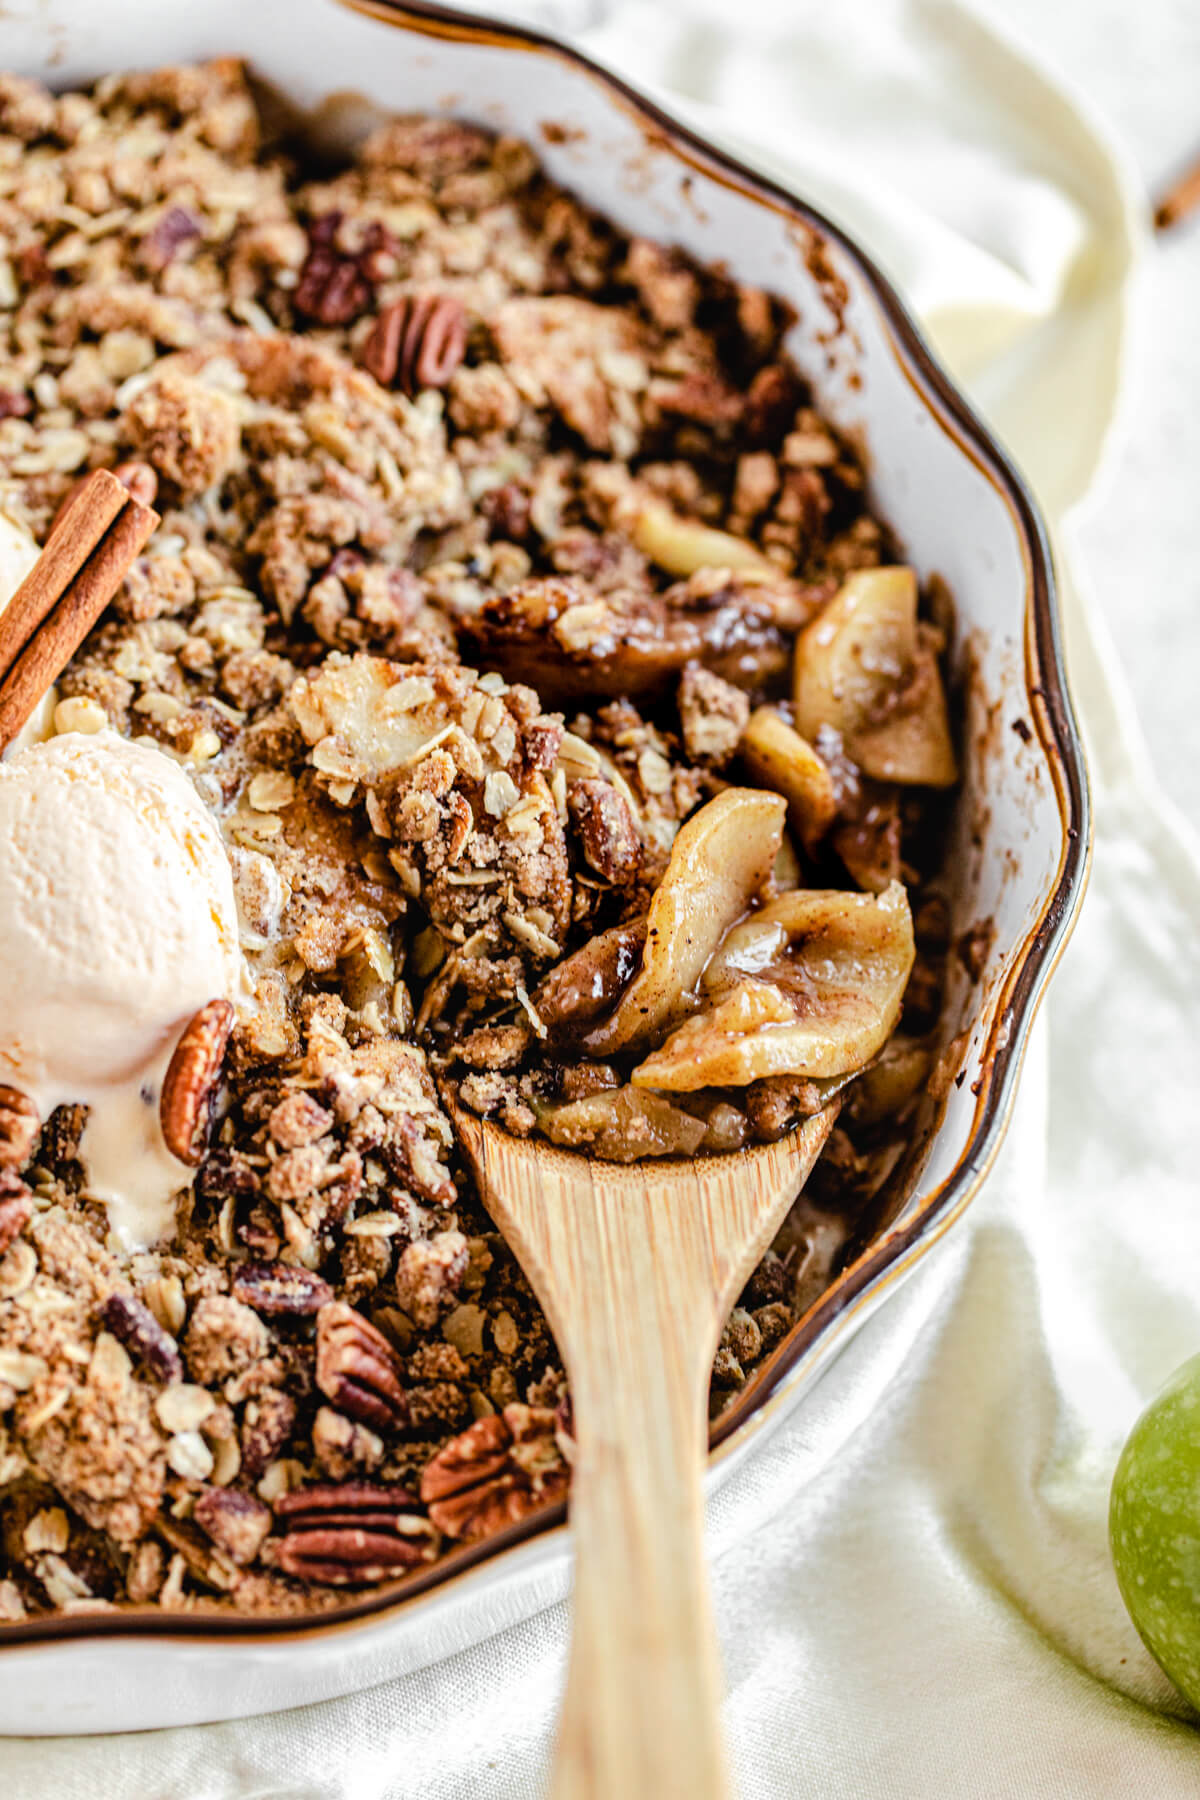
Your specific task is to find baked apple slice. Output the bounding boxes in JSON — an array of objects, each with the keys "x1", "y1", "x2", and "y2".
[
  {"x1": 459, "y1": 575, "x2": 792, "y2": 704},
  {"x1": 630, "y1": 495, "x2": 776, "y2": 579},
  {"x1": 537, "y1": 1085, "x2": 708, "y2": 1163},
  {"x1": 738, "y1": 705, "x2": 837, "y2": 849},
  {"x1": 631, "y1": 881, "x2": 915, "y2": 1089},
  {"x1": 792, "y1": 566, "x2": 957, "y2": 787},
  {"x1": 583, "y1": 787, "x2": 785, "y2": 1055}
]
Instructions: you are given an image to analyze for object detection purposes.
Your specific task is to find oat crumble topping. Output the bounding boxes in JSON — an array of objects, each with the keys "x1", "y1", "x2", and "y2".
[{"x1": 0, "y1": 61, "x2": 957, "y2": 1619}]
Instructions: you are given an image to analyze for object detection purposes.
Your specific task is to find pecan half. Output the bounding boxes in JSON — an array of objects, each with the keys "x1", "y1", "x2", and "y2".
[
  {"x1": 240, "y1": 1387, "x2": 297, "y2": 1479},
  {"x1": 275, "y1": 1480, "x2": 437, "y2": 1585},
  {"x1": 232, "y1": 1261, "x2": 333, "y2": 1318},
  {"x1": 363, "y1": 294, "x2": 467, "y2": 396},
  {"x1": 0, "y1": 1086, "x2": 39, "y2": 1169},
  {"x1": 294, "y1": 212, "x2": 386, "y2": 328},
  {"x1": 194, "y1": 1487, "x2": 271, "y2": 1567},
  {"x1": 315, "y1": 1301, "x2": 409, "y2": 1433},
  {"x1": 100, "y1": 1291, "x2": 183, "y2": 1384},
  {"x1": 160, "y1": 999, "x2": 234, "y2": 1165},
  {"x1": 235, "y1": 1210, "x2": 281, "y2": 1259},
  {"x1": 567, "y1": 778, "x2": 643, "y2": 885},
  {"x1": 419, "y1": 1404, "x2": 569, "y2": 1541}
]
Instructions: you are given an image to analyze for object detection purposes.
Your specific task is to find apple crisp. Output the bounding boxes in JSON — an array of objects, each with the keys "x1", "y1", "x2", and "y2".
[{"x1": 0, "y1": 60, "x2": 957, "y2": 1619}]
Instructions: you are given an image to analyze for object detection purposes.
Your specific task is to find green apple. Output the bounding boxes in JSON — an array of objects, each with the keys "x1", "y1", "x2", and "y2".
[{"x1": 1110, "y1": 1351, "x2": 1200, "y2": 1707}]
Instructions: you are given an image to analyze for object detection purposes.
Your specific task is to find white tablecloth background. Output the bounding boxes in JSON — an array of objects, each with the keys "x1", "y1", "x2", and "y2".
[{"x1": 5, "y1": 1, "x2": 1200, "y2": 1792}]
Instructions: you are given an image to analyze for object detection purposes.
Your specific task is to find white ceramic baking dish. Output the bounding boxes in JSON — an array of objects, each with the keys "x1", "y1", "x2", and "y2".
[{"x1": 0, "y1": 0, "x2": 1089, "y2": 1734}]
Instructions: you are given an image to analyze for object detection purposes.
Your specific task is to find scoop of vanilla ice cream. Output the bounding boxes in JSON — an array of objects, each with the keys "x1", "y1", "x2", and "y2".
[
  {"x1": 0, "y1": 509, "x2": 38, "y2": 599},
  {"x1": 0, "y1": 510, "x2": 54, "y2": 747},
  {"x1": 0, "y1": 731, "x2": 244, "y2": 1247}
]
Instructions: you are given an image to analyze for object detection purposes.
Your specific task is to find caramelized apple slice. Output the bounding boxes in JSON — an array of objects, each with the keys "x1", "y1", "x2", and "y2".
[
  {"x1": 792, "y1": 566, "x2": 957, "y2": 787},
  {"x1": 460, "y1": 576, "x2": 791, "y2": 704},
  {"x1": 632, "y1": 881, "x2": 915, "y2": 1090},
  {"x1": 847, "y1": 1037, "x2": 932, "y2": 1125},
  {"x1": 851, "y1": 645, "x2": 957, "y2": 786},
  {"x1": 738, "y1": 706, "x2": 837, "y2": 849},
  {"x1": 773, "y1": 832, "x2": 803, "y2": 892},
  {"x1": 538, "y1": 1086, "x2": 707, "y2": 1162},
  {"x1": 583, "y1": 787, "x2": 785, "y2": 1056},
  {"x1": 631, "y1": 496, "x2": 776, "y2": 580}
]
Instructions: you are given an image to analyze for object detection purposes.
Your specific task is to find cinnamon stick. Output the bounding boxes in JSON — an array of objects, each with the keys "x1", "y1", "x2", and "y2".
[
  {"x1": 0, "y1": 468, "x2": 159, "y2": 753},
  {"x1": 0, "y1": 473, "x2": 127, "y2": 671},
  {"x1": 1154, "y1": 155, "x2": 1200, "y2": 232}
]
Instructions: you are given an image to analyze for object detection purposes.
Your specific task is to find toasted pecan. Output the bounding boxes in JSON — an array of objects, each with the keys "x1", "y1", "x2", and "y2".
[
  {"x1": 100, "y1": 1292, "x2": 183, "y2": 1384},
  {"x1": 232, "y1": 1261, "x2": 334, "y2": 1317},
  {"x1": 420, "y1": 1405, "x2": 568, "y2": 1542},
  {"x1": 315, "y1": 1301, "x2": 409, "y2": 1433},
  {"x1": 0, "y1": 1086, "x2": 39, "y2": 1170},
  {"x1": 275, "y1": 1480, "x2": 437, "y2": 1585},
  {"x1": 160, "y1": 999, "x2": 234, "y2": 1166},
  {"x1": 363, "y1": 293, "x2": 467, "y2": 395}
]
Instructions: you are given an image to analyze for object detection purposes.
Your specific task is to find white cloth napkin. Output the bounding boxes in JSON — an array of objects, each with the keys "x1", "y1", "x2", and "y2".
[{"x1": 8, "y1": 0, "x2": 1200, "y2": 1792}]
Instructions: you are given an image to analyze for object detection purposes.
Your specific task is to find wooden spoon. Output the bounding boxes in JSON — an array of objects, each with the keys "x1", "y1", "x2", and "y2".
[{"x1": 445, "y1": 1096, "x2": 838, "y2": 1800}]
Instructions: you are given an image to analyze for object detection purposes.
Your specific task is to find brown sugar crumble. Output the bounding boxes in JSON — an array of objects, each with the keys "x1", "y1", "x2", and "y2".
[{"x1": 0, "y1": 60, "x2": 960, "y2": 1621}]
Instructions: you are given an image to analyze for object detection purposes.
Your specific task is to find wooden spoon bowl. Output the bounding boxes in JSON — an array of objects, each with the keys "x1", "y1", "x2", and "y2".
[{"x1": 446, "y1": 1096, "x2": 838, "y2": 1800}]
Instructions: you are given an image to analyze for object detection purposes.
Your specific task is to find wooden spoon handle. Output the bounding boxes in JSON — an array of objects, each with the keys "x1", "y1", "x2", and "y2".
[
  {"x1": 443, "y1": 1097, "x2": 839, "y2": 1799},
  {"x1": 550, "y1": 1204, "x2": 730, "y2": 1800}
]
